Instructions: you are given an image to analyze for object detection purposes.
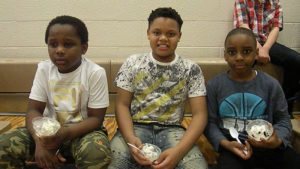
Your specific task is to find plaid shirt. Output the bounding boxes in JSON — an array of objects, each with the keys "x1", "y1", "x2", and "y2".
[{"x1": 234, "y1": 0, "x2": 283, "y2": 45}]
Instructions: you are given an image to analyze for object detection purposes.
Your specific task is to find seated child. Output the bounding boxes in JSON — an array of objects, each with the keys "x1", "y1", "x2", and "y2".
[
  {"x1": 0, "y1": 15, "x2": 111, "y2": 169},
  {"x1": 234, "y1": 0, "x2": 300, "y2": 114},
  {"x1": 108, "y1": 7, "x2": 208, "y2": 169},
  {"x1": 205, "y1": 27, "x2": 300, "y2": 169}
]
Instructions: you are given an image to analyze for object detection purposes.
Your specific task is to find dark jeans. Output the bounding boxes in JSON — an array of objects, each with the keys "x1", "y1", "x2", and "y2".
[
  {"x1": 269, "y1": 42, "x2": 300, "y2": 114},
  {"x1": 216, "y1": 146, "x2": 300, "y2": 169}
]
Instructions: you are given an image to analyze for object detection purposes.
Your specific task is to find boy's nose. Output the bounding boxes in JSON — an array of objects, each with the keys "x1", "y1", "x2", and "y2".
[
  {"x1": 159, "y1": 34, "x2": 168, "y2": 41},
  {"x1": 56, "y1": 46, "x2": 65, "y2": 56},
  {"x1": 235, "y1": 53, "x2": 243, "y2": 60}
]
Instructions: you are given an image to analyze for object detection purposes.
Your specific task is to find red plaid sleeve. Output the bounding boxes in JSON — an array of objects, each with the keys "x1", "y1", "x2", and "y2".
[
  {"x1": 234, "y1": 0, "x2": 249, "y2": 28},
  {"x1": 273, "y1": 0, "x2": 283, "y2": 31}
]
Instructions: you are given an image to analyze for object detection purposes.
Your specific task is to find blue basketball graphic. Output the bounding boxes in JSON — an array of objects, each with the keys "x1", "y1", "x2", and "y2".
[{"x1": 219, "y1": 93, "x2": 266, "y2": 120}]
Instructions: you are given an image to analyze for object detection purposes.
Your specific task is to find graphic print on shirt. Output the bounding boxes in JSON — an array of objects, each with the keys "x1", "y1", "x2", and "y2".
[
  {"x1": 131, "y1": 66, "x2": 187, "y2": 124},
  {"x1": 50, "y1": 80, "x2": 82, "y2": 125},
  {"x1": 219, "y1": 92, "x2": 267, "y2": 131}
]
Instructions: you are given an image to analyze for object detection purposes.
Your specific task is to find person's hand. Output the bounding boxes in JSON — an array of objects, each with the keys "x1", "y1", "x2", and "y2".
[
  {"x1": 127, "y1": 136, "x2": 152, "y2": 166},
  {"x1": 151, "y1": 147, "x2": 182, "y2": 169},
  {"x1": 224, "y1": 140, "x2": 252, "y2": 160},
  {"x1": 34, "y1": 142, "x2": 66, "y2": 169},
  {"x1": 248, "y1": 126, "x2": 282, "y2": 149},
  {"x1": 257, "y1": 47, "x2": 270, "y2": 64},
  {"x1": 39, "y1": 127, "x2": 68, "y2": 150}
]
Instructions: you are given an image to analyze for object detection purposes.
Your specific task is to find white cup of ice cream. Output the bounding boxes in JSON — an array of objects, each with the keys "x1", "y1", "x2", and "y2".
[
  {"x1": 142, "y1": 143, "x2": 161, "y2": 162},
  {"x1": 32, "y1": 117, "x2": 61, "y2": 137},
  {"x1": 246, "y1": 119, "x2": 273, "y2": 141}
]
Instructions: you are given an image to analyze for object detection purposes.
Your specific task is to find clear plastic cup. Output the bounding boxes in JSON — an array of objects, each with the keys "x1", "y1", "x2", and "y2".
[
  {"x1": 32, "y1": 117, "x2": 61, "y2": 137},
  {"x1": 246, "y1": 119, "x2": 273, "y2": 141},
  {"x1": 142, "y1": 143, "x2": 161, "y2": 162}
]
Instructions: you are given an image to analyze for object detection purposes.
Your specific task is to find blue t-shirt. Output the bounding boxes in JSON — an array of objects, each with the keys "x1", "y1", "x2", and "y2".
[{"x1": 205, "y1": 70, "x2": 292, "y2": 151}]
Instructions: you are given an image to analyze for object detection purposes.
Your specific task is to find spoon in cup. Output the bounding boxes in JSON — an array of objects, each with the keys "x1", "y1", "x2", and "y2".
[{"x1": 127, "y1": 143, "x2": 145, "y2": 156}]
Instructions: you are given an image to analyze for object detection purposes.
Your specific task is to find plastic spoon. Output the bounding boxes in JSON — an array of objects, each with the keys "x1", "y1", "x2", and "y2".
[
  {"x1": 127, "y1": 143, "x2": 145, "y2": 156},
  {"x1": 229, "y1": 127, "x2": 248, "y2": 155}
]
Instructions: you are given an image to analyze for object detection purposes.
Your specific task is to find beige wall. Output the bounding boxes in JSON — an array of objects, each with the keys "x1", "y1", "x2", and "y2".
[{"x1": 0, "y1": 0, "x2": 299, "y2": 58}]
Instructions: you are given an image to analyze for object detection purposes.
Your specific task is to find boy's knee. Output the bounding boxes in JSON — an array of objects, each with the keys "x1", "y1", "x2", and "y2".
[
  {"x1": 177, "y1": 147, "x2": 208, "y2": 169},
  {"x1": 177, "y1": 155, "x2": 208, "y2": 169},
  {"x1": 73, "y1": 131, "x2": 112, "y2": 169},
  {"x1": 0, "y1": 128, "x2": 30, "y2": 158},
  {"x1": 109, "y1": 133, "x2": 137, "y2": 168},
  {"x1": 74, "y1": 142, "x2": 112, "y2": 169}
]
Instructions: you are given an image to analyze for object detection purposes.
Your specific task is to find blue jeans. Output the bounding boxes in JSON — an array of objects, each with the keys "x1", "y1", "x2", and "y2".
[{"x1": 108, "y1": 123, "x2": 208, "y2": 169}]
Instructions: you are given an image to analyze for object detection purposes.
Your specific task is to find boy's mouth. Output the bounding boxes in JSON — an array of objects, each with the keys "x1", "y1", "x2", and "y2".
[
  {"x1": 235, "y1": 64, "x2": 246, "y2": 69},
  {"x1": 55, "y1": 60, "x2": 66, "y2": 65},
  {"x1": 157, "y1": 44, "x2": 168, "y2": 50}
]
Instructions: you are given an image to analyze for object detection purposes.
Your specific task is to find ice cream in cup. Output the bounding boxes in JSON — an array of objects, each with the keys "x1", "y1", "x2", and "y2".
[
  {"x1": 246, "y1": 119, "x2": 273, "y2": 141},
  {"x1": 32, "y1": 117, "x2": 61, "y2": 137},
  {"x1": 142, "y1": 143, "x2": 161, "y2": 162}
]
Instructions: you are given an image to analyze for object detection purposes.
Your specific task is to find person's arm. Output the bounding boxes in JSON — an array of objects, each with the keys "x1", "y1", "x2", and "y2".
[
  {"x1": 176, "y1": 96, "x2": 207, "y2": 157},
  {"x1": 26, "y1": 99, "x2": 46, "y2": 144},
  {"x1": 26, "y1": 99, "x2": 65, "y2": 168},
  {"x1": 115, "y1": 88, "x2": 151, "y2": 166},
  {"x1": 59, "y1": 107, "x2": 107, "y2": 140},
  {"x1": 257, "y1": 27, "x2": 280, "y2": 64},
  {"x1": 115, "y1": 88, "x2": 135, "y2": 142},
  {"x1": 249, "y1": 80, "x2": 291, "y2": 149},
  {"x1": 263, "y1": 27, "x2": 279, "y2": 51}
]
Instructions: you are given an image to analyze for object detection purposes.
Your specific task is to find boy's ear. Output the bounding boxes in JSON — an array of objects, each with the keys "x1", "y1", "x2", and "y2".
[
  {"x1": 223, "y1": 49, "x2": 228, "y2": 61},
  {"x1": 147, "y1": 29, "x2": 150, "y2": 40},
  {"x1": 178, "y1": 32, "x2": 182, "y2": 42},
  {"x1": 81, "y1": 44, "x2": 88, "y2": 55},
  {"x1": 255, "y1": 48, "x2": 259, "y2": 59}
]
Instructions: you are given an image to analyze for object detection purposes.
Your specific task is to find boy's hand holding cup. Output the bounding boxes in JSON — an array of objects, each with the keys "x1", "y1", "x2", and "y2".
[{"x1": 32, "y1": 117, "x2": 62, "y2": 149}]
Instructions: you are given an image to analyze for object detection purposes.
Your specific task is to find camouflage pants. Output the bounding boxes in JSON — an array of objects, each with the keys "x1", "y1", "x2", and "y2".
[{"x1": 0, "y1": 127, "x2": 111, "y2": 169}]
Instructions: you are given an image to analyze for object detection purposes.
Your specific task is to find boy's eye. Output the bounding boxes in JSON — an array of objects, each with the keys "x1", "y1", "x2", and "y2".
[
  {"x1": 64, "y1": 42, "x2": 74, "y2": 48},
  {"x1": 153, "y1": 31, "x2": 160, "y2": 36},
  {"x1": 49, "y1": 42, "x2": 58, "y2": 48},
  {"x1": 227, "y1": 50, "x2": 236, "y2": 56},
  {"x1": 167, "y1": 32, "x2": 176, "y2": 37},
  {"x1": 243, "y1": 49, "x2": 252, "y2": 54}
]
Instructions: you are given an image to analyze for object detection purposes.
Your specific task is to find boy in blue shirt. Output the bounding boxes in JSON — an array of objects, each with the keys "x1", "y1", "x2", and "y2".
[
  {"x1": 108, "y1": 7, "x2": 208, "y2": 169},
  {"x1": 205, "y1": 27, "x2": 300, "y2": 169}
]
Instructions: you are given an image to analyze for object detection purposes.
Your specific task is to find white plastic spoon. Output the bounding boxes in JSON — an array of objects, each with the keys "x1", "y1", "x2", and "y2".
[
  {"x1": 229, "y1": 127, "x2": 248, "y2": 155},
  {"x1": 127, "y1": 143, "x2": 145, "y2": 156}
]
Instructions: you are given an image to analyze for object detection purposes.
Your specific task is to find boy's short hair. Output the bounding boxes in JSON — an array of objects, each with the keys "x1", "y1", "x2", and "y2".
[
  {"x1": 224, "y1": 27, "x2": 257, "y2": 47},
  {"x1": 148, "y1": 7, "x2": 183, "y2": 31},
  {"x1": 45, "y1": 15, "x2": 88, "y2": 44}
]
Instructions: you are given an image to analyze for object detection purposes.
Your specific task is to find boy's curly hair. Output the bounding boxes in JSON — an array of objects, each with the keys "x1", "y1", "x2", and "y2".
[
  {"x1": 45, "y1": 15, "x2": 88, "y2": 44},
  {"x1": 148, "y1": 7, "x2": 183, "y2": 31}
]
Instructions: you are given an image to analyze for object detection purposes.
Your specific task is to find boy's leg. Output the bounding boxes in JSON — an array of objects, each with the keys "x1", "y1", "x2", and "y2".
[
  {"x1": 0, "y1": 127, "x2": 35, "y2": 169},
  {"x1": 71, "y1": 128, "x2": 111, "y2": 169},
  {"x1": 281, "y1": 146, "x2": 300, "y2": 169},
  {"x1": 252, "y1": 146, "x2": 300, "y2": 169},
  {"x1": 108, "y1": 124, "x2": 153, "y2": 169},
  {"x1": 216, "y1": 148, "x2": 253, "y2": 169},
  {"x1": 156, "y1": 126, "x2": 208, "y2": 169},
  {"x1": 269, "y1": 42, "x2": 300, "y2": 113}
]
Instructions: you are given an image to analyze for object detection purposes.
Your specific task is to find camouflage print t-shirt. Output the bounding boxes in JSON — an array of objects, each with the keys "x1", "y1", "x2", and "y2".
[{"x1": 114, "y1": 53, "x2": 206, "y2": 125}]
